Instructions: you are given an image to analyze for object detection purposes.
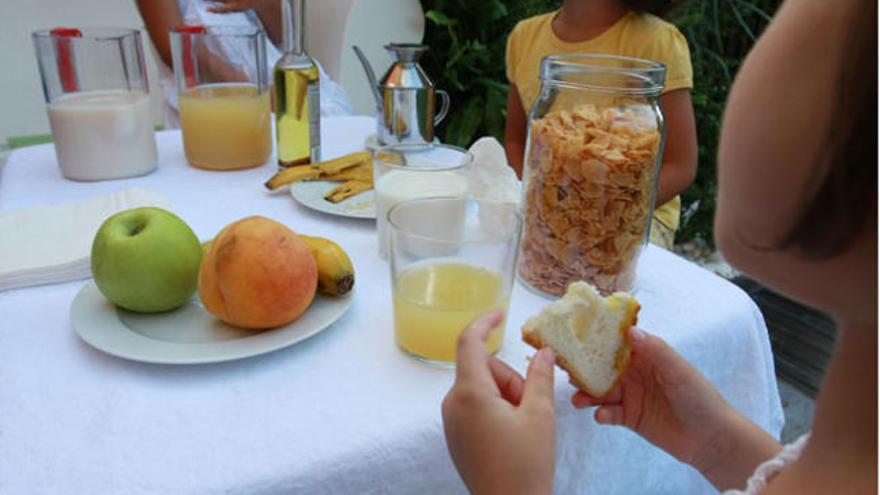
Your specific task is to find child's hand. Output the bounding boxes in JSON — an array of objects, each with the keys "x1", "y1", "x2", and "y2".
[
  {"x1": 572, "y1": 327, "x2": 738, "y2": 473},
  {"x1": 442, "y1": 310, "x2": 557, "y2": 495}
]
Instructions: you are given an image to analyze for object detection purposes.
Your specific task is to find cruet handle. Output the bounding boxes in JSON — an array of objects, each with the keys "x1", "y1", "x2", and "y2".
[{"x1": 434, "y1": 89, "x2": 450, "y2": 125}]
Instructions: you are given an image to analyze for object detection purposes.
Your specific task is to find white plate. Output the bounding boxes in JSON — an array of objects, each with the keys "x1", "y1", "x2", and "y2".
[
  {"x1": 290, "y1": 180, "x2": 376, "y2": 219},
  {"x1": 70, "y1": 281, "x2": 353, "y2": 364}
]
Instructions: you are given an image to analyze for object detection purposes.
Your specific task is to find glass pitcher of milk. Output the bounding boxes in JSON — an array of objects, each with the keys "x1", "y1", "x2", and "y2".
[
  {"x1": 374, "y1": 144, "x2": 473, "y2": 259},
  {"x1": 32, "y1": 28, "x2": 158, "y2": 181}
]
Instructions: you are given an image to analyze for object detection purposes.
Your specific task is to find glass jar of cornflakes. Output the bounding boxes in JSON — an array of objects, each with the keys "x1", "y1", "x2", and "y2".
[{"x1": 518, "y1": 54, "x2": 666, "y2": 296}]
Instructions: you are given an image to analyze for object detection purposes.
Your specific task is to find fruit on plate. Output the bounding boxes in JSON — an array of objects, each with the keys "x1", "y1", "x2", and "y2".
[
  {"x1": 323, "y1": 180, "x2": 372, "y2": 203},
  {"x1": 199, "y1": 216, "x2": 318, "y2": 329},
  {"x1": 300, "y1": 235, "x2": 355, "y2": 296},
  {"x1": 91, "y1": 207, "x2": 202, "y2": 313},
  {"x1": 264, "y1": 165, "x2": 321, "y2": 190},
  {"x1": 264, "y1": 150, "x2": 372, "y2": 191}
]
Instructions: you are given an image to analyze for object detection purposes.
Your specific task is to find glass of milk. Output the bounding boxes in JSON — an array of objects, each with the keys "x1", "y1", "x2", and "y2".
[
  {"x1": 374, "y1": 143, "x2": 473, "y2": 259},
  {"x1": 32, "y1": 28, "x2": 158, "y2": 181}
]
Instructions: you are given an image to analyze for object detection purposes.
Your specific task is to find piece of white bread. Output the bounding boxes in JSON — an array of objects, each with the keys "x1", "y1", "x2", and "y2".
[{"x1": 522, "y1": 281, "x2": 640, "y2": 397}]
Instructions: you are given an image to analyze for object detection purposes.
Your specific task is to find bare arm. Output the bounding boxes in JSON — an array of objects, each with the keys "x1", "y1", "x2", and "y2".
[
  {"x1": 251, "y1": 1, "x2": 282, "y2": 47},
  {"x1": 135, "y1": 0, "x2": 248, "y2": 84},
  {"x1": 136, "y1": 0, "x2": 183, "y2": 69},
  {"x1": 695, "y1": 411, "x2": 783, "y2": 491},
  {"x1": 504, "y1": 84, "x2": 527, "y2": 179},
  {"x1": 655, "y1": 89, "x2": 698, "y2": 207},
  {"x1": 714, "y1": 0, "x2": 868, "y2": 307},
  {"x1": 717, "y1": 0, "x2": 875, "y2": 490},
  {"x1": 573, "y1": 327, "x2": 780, "y2": 492},
  {"x1": 208, "y1": 0, "x2": 283, "y2": 47}
]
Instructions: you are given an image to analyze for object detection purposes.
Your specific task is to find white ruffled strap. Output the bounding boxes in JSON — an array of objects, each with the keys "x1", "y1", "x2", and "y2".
[{"x1": 723, "y1": 434, "x2": 810, "y2": 495}]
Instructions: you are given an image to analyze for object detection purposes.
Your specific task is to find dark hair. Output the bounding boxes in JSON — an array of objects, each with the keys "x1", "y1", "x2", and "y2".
[
  {"x1": 781, "y1": 0, "x2": 877, "y2": 259},
  {"x1": 621, "y1": 0, "x2": 674, "y2": 17}
]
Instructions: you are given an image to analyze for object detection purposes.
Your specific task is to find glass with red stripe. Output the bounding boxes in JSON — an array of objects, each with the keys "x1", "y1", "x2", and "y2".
[
  {"x1": 31, "y1": 28, "x2": 157, "y2": 181},
  {"x1": 170, "y1": 25, "x2": 271, "y2": 171}
]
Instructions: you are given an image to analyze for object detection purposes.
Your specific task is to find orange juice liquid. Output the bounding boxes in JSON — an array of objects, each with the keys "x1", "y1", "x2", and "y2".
[
  {"x1": 179, "y1": 84, "x2": 271, "y2": 170},
  {"x1": 393, "y1": 262, "x2": 508, "y2": 363}
]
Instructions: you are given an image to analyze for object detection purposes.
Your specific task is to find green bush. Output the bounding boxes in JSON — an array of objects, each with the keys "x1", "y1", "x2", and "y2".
[{"x1": 420, "y1": 0, "x2": 781, "y2": 246}]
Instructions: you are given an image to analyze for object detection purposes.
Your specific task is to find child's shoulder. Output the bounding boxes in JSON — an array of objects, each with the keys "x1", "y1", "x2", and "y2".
[
  {"x1": 623, "y1": 12, "x2": 685, "y2": 41},
  {"x1": 510, "y1": 10, "x2": 557, "y2": 39}
]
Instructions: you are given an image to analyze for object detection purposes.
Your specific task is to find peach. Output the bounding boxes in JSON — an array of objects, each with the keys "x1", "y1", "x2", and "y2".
[{"x1": 199, "y1": 216, "x2": 318, "y2": 329}]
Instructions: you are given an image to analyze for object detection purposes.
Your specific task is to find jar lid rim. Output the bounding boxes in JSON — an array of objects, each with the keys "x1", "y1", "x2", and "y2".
[
  {"x1": 540, "y1": 54, "x2": 666, "y2": 94},
  {"x1": 542, "y1": 54, "x2": 666, "y2": 71}
]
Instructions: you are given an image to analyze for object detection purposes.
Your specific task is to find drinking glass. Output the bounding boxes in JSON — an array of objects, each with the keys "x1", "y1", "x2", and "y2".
[
  {"x1": 32, "y1": 28, "x2": 158, "y2": 181},
  {"x1": 388, "y1": 198, "x2": 522, "y2": 366},
  {"x1": 374, "y1": 143, "x2": 472, "y2": 259},
  {"x1": 171, "y1": 25, "x2": 271, "y2": 170}
]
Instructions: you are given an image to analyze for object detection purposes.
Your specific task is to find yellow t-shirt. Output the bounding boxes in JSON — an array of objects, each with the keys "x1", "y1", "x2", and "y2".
[{"x1": 506, "y1": 10, "x2": 693, "y2": 232}]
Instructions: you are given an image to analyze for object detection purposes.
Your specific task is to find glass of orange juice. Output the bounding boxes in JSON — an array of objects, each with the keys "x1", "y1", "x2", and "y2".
[
  {"x1": 171, "y1": 25, "x2": 271, "y2": 170},
  {"x1": 388, "y1": 198, "x2": 523, "y2": 366}
]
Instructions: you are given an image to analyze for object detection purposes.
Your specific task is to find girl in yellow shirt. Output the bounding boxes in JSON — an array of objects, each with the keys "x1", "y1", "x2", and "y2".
[{"x1": 505, "y1": 1, "x2": 698, "y2": 250}]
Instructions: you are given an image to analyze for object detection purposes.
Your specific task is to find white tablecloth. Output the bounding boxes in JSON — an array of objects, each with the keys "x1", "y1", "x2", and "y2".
[{"x1": 0, "y1": 116, "x2": 784, "y2": 494}]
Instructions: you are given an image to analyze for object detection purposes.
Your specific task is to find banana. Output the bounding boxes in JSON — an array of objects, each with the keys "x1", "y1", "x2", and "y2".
[
  {"x1": 300, "y1": 235, "x2": 355, "y2": 296},
  {"x1": 313, "y1": 151, "x2": 372, "y2": 175},
  {"x1": 324, "y1": 180, "x2": 372, "y2": 203},
  {"x1": 263, "y1": 151, "x2": 372, "y2": 191},
  {"x1": 264, "y1": 164, "x2": 321, "y2": 190}
]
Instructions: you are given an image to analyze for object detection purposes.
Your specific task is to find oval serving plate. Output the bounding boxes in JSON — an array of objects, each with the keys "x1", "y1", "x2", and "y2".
[{"x1": 70, "y1": 281, "x2": 353, "y2": 364}]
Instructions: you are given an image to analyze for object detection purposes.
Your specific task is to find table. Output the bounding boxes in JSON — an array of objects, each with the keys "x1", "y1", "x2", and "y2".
[{"x1": 0, "y1": 116, "x2": 784, "y2": 494}]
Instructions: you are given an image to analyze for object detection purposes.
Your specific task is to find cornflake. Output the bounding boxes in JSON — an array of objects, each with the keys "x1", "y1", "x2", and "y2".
[{"x1": 518, "y1": 104, "x2": 661, "y2": 296}]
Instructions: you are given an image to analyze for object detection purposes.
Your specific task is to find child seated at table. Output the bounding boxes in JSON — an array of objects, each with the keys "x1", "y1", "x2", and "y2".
[
  {"x1": 504, "y1": 0, "x2": 698, "y2": 250},
  {"x1": 443, "y1": 0, "x2": 876, "y2": 493}
]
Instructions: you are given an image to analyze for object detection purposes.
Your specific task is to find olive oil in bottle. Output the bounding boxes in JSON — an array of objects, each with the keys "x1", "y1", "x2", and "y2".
[{"x1": 275, "y1": 0, "x2": 320, "y2": 167}]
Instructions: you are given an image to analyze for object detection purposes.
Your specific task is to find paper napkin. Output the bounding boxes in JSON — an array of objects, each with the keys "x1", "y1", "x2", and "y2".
[
  {"x1": 0, "y1": 187, "x2": 173, "y2": 291},
  {"x1": 467, "y1": 137, "x2": 521, "y2": 205}
]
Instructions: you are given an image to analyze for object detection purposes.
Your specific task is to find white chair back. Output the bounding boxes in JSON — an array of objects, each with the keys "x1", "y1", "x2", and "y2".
[{"x1": 308, "y1": 0, "x2": 425, "y2": 116}]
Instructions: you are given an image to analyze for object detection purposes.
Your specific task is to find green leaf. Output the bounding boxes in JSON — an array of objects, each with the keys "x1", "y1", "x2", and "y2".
[
  {"x1": 483, "y1": 85, "x2": 508, "y2": 142},
  {"x1": 425, "y1": 9, "x2": 457, "y2": 27},
  {"x1": 487, "y1": 0, "x2": 508, "y2": 21},
  {"x1": 447, "y1": 39, "x2": 475, "y2": 68},
  {"x1": 444, "y1": 97, "x2": 484, "y2": 147},
  {"x1": 673, "y1": 13, "x2": 704, "y2": 29}
]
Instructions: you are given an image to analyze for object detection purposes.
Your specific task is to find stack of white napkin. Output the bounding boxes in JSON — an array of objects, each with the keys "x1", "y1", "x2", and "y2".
[
  {"x1": 467, "y1": 137, "x2": 521, "y2": 206},
  {"x1": 0, "y1": 187, "x2": 172, "y2": 291}
]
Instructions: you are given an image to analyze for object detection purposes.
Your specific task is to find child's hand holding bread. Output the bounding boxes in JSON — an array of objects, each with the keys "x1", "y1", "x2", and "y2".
[
  {"x1": 443, "y1": 280, "x2": 780, "y2": 492},
  {"x1": 523, "y1": 281, "x2": 781, "y2": 488},
  {"x1": 442, "y1": 310, "x2": 557, "y2": 495}
]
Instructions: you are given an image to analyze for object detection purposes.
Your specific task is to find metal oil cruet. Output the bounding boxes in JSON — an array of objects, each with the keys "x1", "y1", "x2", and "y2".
[{"x1": 353, "y1": 43, "x2": 450, "y2": 145}]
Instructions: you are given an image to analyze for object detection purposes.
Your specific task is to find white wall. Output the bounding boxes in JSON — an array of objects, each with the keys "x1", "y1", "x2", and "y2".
[{"x1": 0, "y1": 0, "x2": 165, "y2": 143}]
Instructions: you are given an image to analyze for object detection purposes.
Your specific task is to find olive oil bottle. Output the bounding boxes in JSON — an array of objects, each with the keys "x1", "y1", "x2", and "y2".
[{"x1": 275, "y1": 0, "x2": 320, "y2": 167}]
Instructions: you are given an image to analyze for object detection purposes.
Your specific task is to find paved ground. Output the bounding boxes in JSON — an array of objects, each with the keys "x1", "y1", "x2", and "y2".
[{"x1": 778, "y1": 380, "x2": 816, "y2": 443}]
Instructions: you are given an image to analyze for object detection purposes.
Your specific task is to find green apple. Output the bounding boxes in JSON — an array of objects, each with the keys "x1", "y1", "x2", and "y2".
[{"x1": 91, "y1": 207, "x2": 202, "y2": 313}]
